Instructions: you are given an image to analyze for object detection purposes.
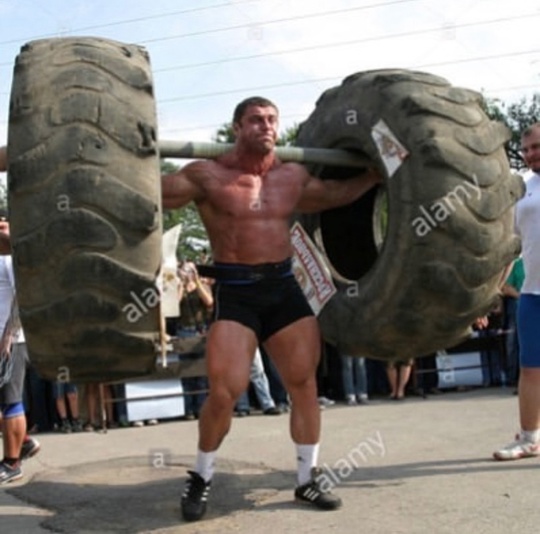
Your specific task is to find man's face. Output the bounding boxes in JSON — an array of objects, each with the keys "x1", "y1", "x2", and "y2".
[
  {"x1": 521, "y1": 126, "x2": 540, "y2": 172},
  {"x1": 233, "y1": 105, "x2": 279, "y2": 154}
]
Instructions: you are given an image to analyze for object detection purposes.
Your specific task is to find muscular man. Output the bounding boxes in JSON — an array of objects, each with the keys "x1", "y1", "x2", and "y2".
[{"x1": 162, "y1": 96, "x2": 381, "y2": 521}]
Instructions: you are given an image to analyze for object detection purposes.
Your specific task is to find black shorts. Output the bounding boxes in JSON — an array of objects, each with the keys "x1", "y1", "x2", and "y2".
[
  {"x1": 213, "y1": 275, "x2": 314, "y2": 342},
  {"x1": 0, "y1": 342, "x2": 29, "y2": 405}
]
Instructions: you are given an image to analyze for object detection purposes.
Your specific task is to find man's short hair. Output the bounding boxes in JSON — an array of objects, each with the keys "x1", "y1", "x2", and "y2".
[
  {"x1": 233, "y1": 96, "x2": 278, "y2": 125},
  {"x1": 522, "y1": 123, "x2": 540, "y2": 138}
]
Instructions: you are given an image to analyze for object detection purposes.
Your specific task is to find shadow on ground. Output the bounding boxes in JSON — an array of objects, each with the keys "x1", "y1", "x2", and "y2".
[
  {"x1": 9, "y1": 444, "x2": 539, "y2": 533},
  {"x1": 7, "y1": 456, "x2": 292, "y2": 533}
]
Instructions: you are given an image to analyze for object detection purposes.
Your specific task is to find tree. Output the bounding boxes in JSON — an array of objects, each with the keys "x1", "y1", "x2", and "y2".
[
  {"x1": 161, "y1": 160, "x2": 208, "y2": 261},
  {"x1": 279, "y1": 124, "x2": 300, "y2": 146},
  {"x1": 213, "y1": 123, "x2": 234, "y2": 144},
  {"x1": 0, "y1": 180, "x2": 6, "y2": 213},
  {"x1": 484, "y1": 93, "x2": 540, "y2": 170}
]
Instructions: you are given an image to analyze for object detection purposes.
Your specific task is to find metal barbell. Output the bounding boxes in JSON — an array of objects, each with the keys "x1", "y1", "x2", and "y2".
[{"x1": 158, "y1": 140, "x2": 371, "y2": 168}]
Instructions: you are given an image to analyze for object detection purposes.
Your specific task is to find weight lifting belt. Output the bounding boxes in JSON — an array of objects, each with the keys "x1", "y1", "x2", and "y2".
[{"x1": 197, "y1": 258, "x2": 293, "y2": 284}]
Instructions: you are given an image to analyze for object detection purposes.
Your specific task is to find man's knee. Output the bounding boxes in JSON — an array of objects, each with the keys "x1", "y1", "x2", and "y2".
[
  {"x1": 285, "y1": 373, "x2": 318, "y2": 394},
  {"x1": 207, "y1": 384, "x2": 244, "y2": 410}
]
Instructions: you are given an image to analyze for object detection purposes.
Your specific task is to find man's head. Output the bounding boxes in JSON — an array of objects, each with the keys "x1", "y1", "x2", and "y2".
[
  {"x1": 232, "y1": 96, "x2": 278, "y2": 126},
  {"x1": 521, "y1": 123, "x2": 540, "y2": 172},
  {"x1": 232, "y1": 97, "x2": 279, "y2": 155}
]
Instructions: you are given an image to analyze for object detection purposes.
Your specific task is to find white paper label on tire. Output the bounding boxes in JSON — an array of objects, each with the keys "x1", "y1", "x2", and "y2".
[
  {"x1": 371, "y1": 119, "x2": 409, "y2": 177},
  {"x1": 290, "y1": 222, "x2": 336, "y2": 316}
]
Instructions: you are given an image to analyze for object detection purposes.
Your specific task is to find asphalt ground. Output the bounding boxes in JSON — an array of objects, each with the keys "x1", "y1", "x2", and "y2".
[{"x1": 1, "y1": 387, "x2": 538, "y2": 534}]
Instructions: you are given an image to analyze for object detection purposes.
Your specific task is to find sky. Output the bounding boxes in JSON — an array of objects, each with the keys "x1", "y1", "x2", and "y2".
[{"x1": 0, "y1": 0, "x2": 539, "y2": 152}]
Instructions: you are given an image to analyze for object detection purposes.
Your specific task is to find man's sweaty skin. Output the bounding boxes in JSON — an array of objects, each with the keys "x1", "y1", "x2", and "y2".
[
  {"x1": 161, "y1": 102, "x2": 380, "y2": 454},
  {"x1": 162, "y1": 104, "x2": 381, "y2": 264}
]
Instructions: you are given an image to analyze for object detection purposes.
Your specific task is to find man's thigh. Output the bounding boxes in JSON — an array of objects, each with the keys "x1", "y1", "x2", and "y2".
[
  {"x1": 263, "y1": 316, "x2": 321, "y2": 388},
  {"x1": 205, "y1": 320, "x2": 259, "y2": 396}
]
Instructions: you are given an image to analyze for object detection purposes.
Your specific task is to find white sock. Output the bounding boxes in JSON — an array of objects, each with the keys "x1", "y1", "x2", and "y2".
[
  {"x1": 295, "y1": 443, "x2": 320, "y2": 485},
  {"x1": 521, "y1": 429, "x2": 540, "y2": 443},
  {"x1": 195, "y1": 449, "x2": 216, "y2": 482}
]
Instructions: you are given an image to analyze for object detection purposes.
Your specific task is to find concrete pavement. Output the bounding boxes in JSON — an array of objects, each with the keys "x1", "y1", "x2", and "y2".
[{"x1": 1, "y1": 387, "x2": 538, "y2": 533}]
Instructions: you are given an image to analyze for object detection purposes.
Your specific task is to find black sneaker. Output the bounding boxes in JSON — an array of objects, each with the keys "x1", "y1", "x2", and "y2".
[
  {"x1": 60, "y1": 420, "x2": 72, "y2": 433},
  {"x1": 263, "y1": 406, "x2": 282, "y2": 415},
  {"x1": 0, "y1": 461, "x2": 23, "y2": 485},
  {"x1": 20, "y1": 437, "x2": 41, "y2": 461},
  {"x1": 71, "y1": 419, "x2": 84, "y2": 433},
  {"x1": 294, "y1": 467, "x2": 342, "y2": 510},
  {"x1": 181, "y1": 470, "x2": 212, "y2": 522}
]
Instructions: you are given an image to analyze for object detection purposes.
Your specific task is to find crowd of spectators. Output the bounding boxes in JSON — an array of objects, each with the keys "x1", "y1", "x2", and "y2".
[
  {"x1": 25, "y1": 316, "x2": 518, "y2": 436},
  {"x1": 21, "y1": 332, "x2": 514, "y2": 437}
]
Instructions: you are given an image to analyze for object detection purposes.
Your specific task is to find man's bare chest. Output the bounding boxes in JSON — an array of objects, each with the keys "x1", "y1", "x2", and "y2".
[{"x1": 206, "y1": 173, "x2": 300, "y2": 216}]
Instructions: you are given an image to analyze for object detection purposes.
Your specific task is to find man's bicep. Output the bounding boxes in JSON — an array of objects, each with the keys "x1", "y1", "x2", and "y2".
[
  {"x1": 296, "y1": 174, "x2": 330, "y2": 213},
  {"x1": 162, "y1": 164, "x2": 204, "y2": 209}
]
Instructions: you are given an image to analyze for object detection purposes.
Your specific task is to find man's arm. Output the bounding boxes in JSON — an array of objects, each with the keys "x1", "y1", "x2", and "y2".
[
  {"x1": 161, "y1": 161, "x2": 207, "y2": 210},
  {"x1": 296, "y1": 167, "x2": 382, "y2": 213}
]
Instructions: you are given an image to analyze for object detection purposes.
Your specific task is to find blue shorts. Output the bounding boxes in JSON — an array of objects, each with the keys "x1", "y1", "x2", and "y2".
[
  {"x1": 53, "y1": 381, "x2": 78, "y2": 399},
  {"x1": 517, "y1": 294, "x2": 540, "y2": 367}
]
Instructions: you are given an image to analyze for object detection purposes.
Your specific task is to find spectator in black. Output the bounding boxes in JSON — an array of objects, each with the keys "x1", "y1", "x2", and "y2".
[
  {"x1": 479, "y1": 297, "x2": 505, "y2": 387},
  {"x1": 177, "y1": 260, "x2": 213, "y2": 419},
  {"x1": 414, "y1": 354, "x2": 441, "y2": 397}
]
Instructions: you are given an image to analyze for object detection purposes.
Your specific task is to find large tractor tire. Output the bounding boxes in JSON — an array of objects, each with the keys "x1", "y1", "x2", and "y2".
[
  {"x1": 7, "y1": 37, "x2": 162, "y2": 382},
  {"x1": 296, "y1": 69, "x2": 524, "y2": 361}
]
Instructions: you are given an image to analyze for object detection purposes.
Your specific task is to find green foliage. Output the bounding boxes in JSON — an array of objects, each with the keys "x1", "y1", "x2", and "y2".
[
  {"x1": 213, "y1": 123, "x2": 235, "y2": 143},
  {"x1": 279, "y1": 124, "x2": 300, "y2": 146},
  {"x1": 483, "y1": 93, "x2": 540, "y2": 170},
  {"x1": 160, "y1": 161, "x2": 208, "y2": 261},
  {"x1": 0, "y1": 180, "x2": 6, "y2": 212}
]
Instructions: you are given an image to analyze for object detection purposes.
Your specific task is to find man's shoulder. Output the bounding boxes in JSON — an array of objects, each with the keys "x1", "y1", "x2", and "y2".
[
  {"x1": 182, "y1": 160, "x2": 222, "y2": 182},
  {"x1": 273, "y1": 161, "x2": 310, "y2": 181},
  {"x1": 185, "y1": 159, "x2": 217, "y2": 172}
]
